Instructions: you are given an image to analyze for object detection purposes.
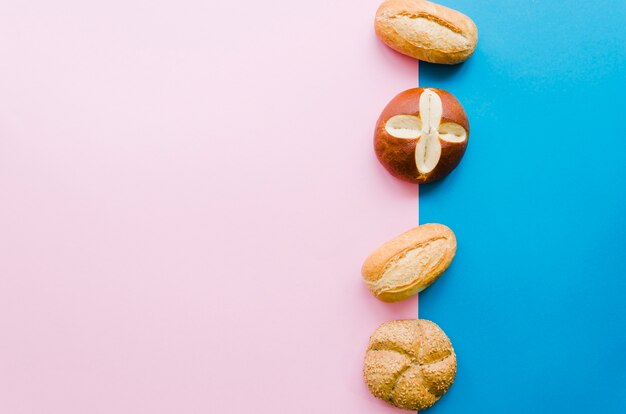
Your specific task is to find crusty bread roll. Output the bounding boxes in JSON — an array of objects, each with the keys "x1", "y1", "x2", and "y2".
[
  {"x1": 362, "y1": 224, "x2": 456, "y2": 302},
  {"x1": 375, "y1": 0, "x2": 478, "y2": 64},
  {"x1": 364, "y1": 319, "x2": 457, "y2": 410},
  {"x1": 374, "y1": 87, "x2": 469, "y2": 184}
]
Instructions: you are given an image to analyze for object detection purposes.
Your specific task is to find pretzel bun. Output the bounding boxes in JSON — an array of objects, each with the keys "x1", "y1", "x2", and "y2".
[
  {"x1": 374, "y1": 87, "x2": 469, "y2": 184},
  {"x1": 362, "y1": 223, "x2": 456, "y2": 302},
  {"x1": 364, "y1": 319, "x2": 457, "y2": 410}
]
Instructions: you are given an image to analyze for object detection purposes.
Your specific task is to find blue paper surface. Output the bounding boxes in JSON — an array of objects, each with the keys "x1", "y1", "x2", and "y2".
[{"x1": 418, "y1": 0, "x2": 626, "y2": 412}]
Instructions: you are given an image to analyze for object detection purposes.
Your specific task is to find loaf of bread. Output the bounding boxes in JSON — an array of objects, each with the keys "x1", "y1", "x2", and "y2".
[
  {"x1": 364, "y1": 319, "x2": 457, "y2": 410},
  {"x1": 375, "y1": 0, "x2": 478, "y2": 64},
  {"x1": 362, "y1": 224, "x2": 456, "y2": 302}
]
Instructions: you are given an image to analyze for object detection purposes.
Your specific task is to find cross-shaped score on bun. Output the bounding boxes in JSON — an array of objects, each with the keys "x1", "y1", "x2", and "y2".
[
  {"x1": 386, "y1": 90, "x2": 467, "y2": 174},
  {"x1": 374, "y1": 88, "x2": 470, "y2": 184}
]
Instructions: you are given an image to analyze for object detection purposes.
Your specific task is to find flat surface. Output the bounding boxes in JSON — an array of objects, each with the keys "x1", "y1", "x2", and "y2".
[
  {"x1": 419, "y1": 0, "x2": 626, "y2": 412},
  {"x1": 0, "y1": 1, "x2": 420, "y2": 413},
  {"x1": 1, "y1": 1, "x2": 625, "y2": 413}
]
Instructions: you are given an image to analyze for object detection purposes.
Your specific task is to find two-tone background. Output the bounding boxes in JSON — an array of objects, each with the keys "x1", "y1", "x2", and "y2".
[{"x1": 0, "y1": 1, "x2": 624, "y2": 412}]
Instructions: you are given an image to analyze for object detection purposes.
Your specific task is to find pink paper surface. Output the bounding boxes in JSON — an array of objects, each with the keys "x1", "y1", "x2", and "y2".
[{"x1": 0, "y1": 1, "x2": 419, "y2": 412}]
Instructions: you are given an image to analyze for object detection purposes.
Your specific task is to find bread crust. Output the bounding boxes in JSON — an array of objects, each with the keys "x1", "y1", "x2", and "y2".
[
  {"x1": 364, "y1": 319, "x2": 457, "y2": 410},
  {"x1": 375, "y1": 0, "x2": 478, "y2": 64},
  {"x1": 374, "y1": 87, "x2": 469, "y2": 184},
  {"x1": 362, "y1": 223, "x2": 456, "y2": 302}
]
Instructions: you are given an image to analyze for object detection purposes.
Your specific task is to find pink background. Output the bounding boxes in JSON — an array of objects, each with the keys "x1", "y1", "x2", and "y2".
[{"x1": 0, "y1": 1, "x2": 419, "y2": 412}]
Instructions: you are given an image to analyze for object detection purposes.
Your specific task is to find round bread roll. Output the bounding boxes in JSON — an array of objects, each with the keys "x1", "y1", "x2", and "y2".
[
  {"x1": 374, "y1": 87, "x2": 469, "y2": 184},
  {"x1": 362, "y1": 223, "x2": 456, "y2": 302},
  {"x1": 364, "y1": 319, "x2": 457, "y2": 411}
]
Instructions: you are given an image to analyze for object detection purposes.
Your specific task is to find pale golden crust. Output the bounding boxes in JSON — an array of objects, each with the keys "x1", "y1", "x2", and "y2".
[
  {"x1": 361, "y1": 223, "x2": 456, "y2": 302},
  {"x1": 374, "y1": 87, "x2": 469, "y2": 184},
  {"x1": 364, "y1": 319, "x2": 457, "y2": 410},
  {"x1": 375, "y1": 0, "x2": 478, "y2": 64}
]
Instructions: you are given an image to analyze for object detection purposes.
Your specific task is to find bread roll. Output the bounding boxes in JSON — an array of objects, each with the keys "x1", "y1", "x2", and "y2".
[
  {"x1": 364, "y1": 319, "x2": 457, "y2": 410},
  {"x1": 374, "y1": 87, "x2": 469, "y2": 184},
  {"x1": 375, "y1": 0, "x2": 478, "y2": 64},
  {"x1": 362, "y1": 224, "x2": 456, "y2": 302}
]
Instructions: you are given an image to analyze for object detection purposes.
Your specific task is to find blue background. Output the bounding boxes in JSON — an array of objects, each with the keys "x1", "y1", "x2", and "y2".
[{"x1": 419, "y1": 0, "x2": 626, "y2": 412}]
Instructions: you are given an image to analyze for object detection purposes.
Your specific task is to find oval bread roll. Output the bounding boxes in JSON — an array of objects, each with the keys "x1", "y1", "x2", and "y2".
[
  {"x1": 375, "y1": 0, "x2": 478, "y2": 64},
  {"x1": 363, "y1": 319, "x2": 457, "y2": 410},
  {"x1": 362, "y1": 224, "x2": 456, "y2": 302}
]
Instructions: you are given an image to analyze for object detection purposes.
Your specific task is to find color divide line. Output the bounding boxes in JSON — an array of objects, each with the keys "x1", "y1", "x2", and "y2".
[{"x1": 416, "y1": 64, "x2": 420, "y2": 321}]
